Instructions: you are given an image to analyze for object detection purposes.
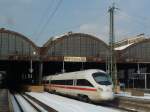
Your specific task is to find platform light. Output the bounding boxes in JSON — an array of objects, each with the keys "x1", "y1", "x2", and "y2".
[{"x1": 33, "y1": 51, "x2": 36, "y2": 55}]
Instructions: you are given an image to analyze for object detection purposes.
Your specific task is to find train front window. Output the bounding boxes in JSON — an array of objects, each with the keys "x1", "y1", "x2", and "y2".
[{"x1": 92, "y1": 72, "x2": 112, "y2": 85}]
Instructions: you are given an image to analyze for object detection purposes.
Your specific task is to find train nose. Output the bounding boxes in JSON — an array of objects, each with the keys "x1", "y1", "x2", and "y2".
[
  {"x1": 97, "y1": 86, "x2": 114, "y2": 100},
  {"x1": 101, "y1": 91, "x2": 114, "y2": 100}
]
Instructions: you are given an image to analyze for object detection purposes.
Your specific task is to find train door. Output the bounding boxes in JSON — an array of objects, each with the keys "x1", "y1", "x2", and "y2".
[{"x1": 69, "y1": 79, "x2": 77, "y2": 96}]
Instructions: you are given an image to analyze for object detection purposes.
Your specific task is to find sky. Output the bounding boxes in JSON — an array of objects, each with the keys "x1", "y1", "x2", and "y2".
[{"x1": 0, "y1": 0, "x2": 150, "y2": 46}]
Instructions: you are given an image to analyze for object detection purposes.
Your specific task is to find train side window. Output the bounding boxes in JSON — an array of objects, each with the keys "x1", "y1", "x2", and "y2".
[
  {"x1": 42, "y1": 80, "x2": 45, "y2": 84},
  {"x1": 77, "y1": 79, "x2": 94, "y2": 87},
  {"x1": 45, "y1": 80, "x2": 49, "y2": 84},
  {"x1": 56, "y1": 80, "x2": 65, "y2": 85},
  {"x1": 51, "y1": 80, "x2": 73, "y2": 85},
  {"x1": 51, "y1": 80, "x2": 62, "y2": 85},
  {"x1": 66, "y1": 80, "x2": 73, "y2": 85},
  {"x1": 59, "y1": 80, "x2": 66, "y2": 85},
  {"x1": 51, "y1": 80, "x2": 57, "y2": 84}
]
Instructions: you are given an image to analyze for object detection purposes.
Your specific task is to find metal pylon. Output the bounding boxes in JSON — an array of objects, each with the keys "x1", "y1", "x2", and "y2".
[{"x1": 108, "y1": 4, "x2": 118, "y2": 87}]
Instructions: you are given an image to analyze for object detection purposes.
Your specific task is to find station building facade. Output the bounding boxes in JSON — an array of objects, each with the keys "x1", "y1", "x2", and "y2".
[
  {"x1": 0, "y1": 28, "x2": 150, "y2": 89},
  {"x1": 0, "y1": 28, "x2": 40, "y2": 88},
  {"x1": 41, "y1": 32, "x2": 110, "y2": 74},
  {"x1": 116, "y1": 35, "x2": 150, "y2": 89}
]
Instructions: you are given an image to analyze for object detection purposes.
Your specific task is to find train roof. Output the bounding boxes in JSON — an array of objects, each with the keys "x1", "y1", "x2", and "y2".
[{"x1": 43, "y1": 69, "x2": 106, "y2": 80}]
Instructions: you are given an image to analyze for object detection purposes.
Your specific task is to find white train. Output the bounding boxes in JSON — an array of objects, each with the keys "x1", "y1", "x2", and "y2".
[{"x1": 43, "y1": 69, "x2": 114, "y2": 102}]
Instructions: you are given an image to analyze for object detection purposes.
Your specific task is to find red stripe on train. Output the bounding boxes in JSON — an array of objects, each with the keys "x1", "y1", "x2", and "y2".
[{"x1": 49, "y1": 84, "x2": 97, "y2": 91}]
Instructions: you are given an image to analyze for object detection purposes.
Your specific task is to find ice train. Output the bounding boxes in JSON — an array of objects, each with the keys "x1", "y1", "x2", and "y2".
[{"x1": 43, "y1": 69, "x2": 114, "y2": 102}]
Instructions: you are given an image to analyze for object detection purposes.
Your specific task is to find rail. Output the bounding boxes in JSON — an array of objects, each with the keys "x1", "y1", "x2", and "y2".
[{"x1": 24, "y1": 93, "x2": 58, "y2": 112}]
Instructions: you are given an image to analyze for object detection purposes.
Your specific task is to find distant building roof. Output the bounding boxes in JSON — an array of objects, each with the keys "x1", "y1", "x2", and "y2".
[
  {"x1": 43, "y1": 32, "x2": 73, "y2": 47},
  {"x1": 115, "y1": 43, "x2": 133, "y2": 50},
  {"x1": 115, "y1": 34, "x2": 146, "y2": 50}
]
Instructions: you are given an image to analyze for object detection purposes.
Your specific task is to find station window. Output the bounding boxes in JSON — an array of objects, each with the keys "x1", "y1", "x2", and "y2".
[{"x1": 77, "y1": 79, "x2": 93, "y2": 87}]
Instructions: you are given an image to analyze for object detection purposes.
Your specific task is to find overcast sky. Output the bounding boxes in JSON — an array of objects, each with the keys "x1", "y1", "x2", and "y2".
[{"x1": 0, "y1": 0, "x2": 149, "y2": 46}]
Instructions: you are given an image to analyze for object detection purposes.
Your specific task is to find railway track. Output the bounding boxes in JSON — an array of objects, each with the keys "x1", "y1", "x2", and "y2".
[
  {"x1": 10, "y1": 91, "x2": 150, "y2": 112},
  {"x1": 98, "y1": 96, "x2": 150, "y2": 112},
  {"x1": 0, "y1": 89, "x2": 13, "y2": 112},
  {"x1": 12, "y1": 93, "x2": 57, "y2": 112},
  {"x1": 24, "y1": 93, "x2": 58, "y2": 112}
]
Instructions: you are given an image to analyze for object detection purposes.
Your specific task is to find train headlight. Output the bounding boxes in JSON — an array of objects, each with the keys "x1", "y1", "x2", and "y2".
[{"x1": 98, "y1": 87, "x2": 103, "y2": 91}]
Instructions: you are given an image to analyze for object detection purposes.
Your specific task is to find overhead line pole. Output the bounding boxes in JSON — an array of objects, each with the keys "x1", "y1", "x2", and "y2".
[{"x1": 108, "y1": 4, "x2": 118, "y2": 88}]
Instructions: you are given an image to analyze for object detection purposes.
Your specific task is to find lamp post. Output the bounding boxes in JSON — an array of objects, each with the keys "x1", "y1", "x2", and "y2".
[
  {"x1": 137, "y1": 62, "x2": 140, "y2": 74},
  {"x1": 29, "y1": 51, "x2": 36, "y2": 83},
  {"x1": 39, "y1": 57, "x2": 43, "y2": 84},
  {"x1": 62, "y1": 56, "x2": 65, "y2": 73},
  {"x1": 133, "y1": 77, "x2": 135, "y2": 88},
  {"x1": 144, "y1": 73, "x2": 147, "y2": 89}
]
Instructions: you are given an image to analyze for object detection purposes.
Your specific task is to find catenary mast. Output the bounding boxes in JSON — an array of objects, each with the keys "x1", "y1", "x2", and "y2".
[{"x1": 108, "y1": 3, "x2": 118, "y2": 87}]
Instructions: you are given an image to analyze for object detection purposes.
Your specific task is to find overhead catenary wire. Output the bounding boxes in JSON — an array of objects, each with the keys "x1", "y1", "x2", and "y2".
[
  {"x1": 32, "y1": 0, "x2": 54, "y2": 41},
  {"x1": 48, "y1": 24, "x2": 84, "y2": 36},
  {"x1": 35, "y1": 0, "x2": 63, "y2": 43},
  {"x1": 115, "y1": 9, "x2": 150, "y2": 41},
  {"x1": 33, "y1": 1, "x2": 107, "y2": 44},
  {"x1": 117, "y1": 9, "x2": 150, "y2": 29},
  {"x1": 46, "y1": 12, "x2": 107, "y2": 38}
]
